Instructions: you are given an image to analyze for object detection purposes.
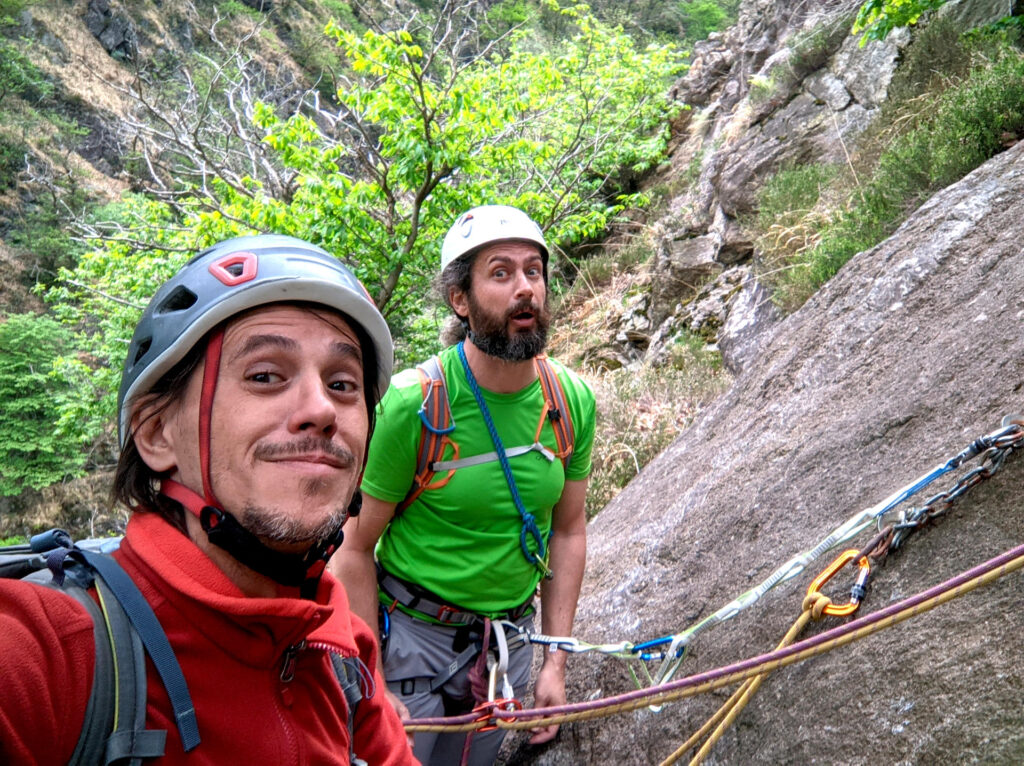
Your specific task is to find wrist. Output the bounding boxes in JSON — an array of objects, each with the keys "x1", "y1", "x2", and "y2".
[{"x1": 541, "y1": 646, "x2": 568, "y2": 674}]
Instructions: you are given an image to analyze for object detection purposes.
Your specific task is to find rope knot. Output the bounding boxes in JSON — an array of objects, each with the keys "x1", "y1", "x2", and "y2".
[{"x1": 803, "y1": 591, "x2": 833, "y2": 620}]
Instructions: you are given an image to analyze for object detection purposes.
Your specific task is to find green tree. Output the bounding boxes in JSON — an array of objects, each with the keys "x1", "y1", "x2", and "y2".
[
  {"x1": 678, "y1": 0, "x2": 731, "y2": 41},
  {"x1": 852, "y1": 0, "x2": 949, "y2": 44},
  {"x1": 47, "y1": 0, "x2": 687, "y2": 456},
  {"x1": 0, "y1": 313, "x2": 87, "y2": 495}
]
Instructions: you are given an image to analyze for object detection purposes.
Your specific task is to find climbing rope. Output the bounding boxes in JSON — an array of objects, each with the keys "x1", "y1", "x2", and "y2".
[
  {"x1": 457, "y1": 341, "x2": 551, "y2": 578},
  {"x1": 661, "y1": 610, "x2": 813, "y2": 766},
  {"x1": 405, "y1": 537, "x2": 1024, "y2": 734},
  {"x1": 645, "y1": 415, "x2": 1024, "y2": 685},
  {"x1": 404, "y1": 415, "x2": 1024, "y2": 740},
  {"x1": 662, "y1": 549, "x2": 873, "y2": 765}
]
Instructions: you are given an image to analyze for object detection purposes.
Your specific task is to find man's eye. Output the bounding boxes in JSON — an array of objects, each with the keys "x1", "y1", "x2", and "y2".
[
  {"x1": 249, "y1": 371, "x2": 281, "y2": 384},
  {"x1": 329, "y1": 379, "x2": 358, "y2": 392},
  {"x1": 493, "y1": 269, "x2": 507, "y2": 278}
]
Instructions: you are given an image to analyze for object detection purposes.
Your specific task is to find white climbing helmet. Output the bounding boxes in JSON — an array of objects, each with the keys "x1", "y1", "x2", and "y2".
[{"x1": 440, "y1": 204, "x2": 548, "y2": 273}]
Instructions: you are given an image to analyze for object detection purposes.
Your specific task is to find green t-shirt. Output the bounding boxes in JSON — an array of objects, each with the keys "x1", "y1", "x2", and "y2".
[{"x1": 361, "y1": 345, "x2": 596, "y2": 616}]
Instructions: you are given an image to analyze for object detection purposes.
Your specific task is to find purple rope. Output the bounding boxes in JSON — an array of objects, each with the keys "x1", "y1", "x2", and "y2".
[{"x1": 406, "y1": 540, "x2": 1024, "y2": 727}]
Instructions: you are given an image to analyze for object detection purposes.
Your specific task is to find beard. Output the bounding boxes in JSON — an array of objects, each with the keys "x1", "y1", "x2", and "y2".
[
  {"x1": 240, "y1": 436, "x2": 358, "y2": 545},
  {"x1": 466, "y1": 292, "x2": 551, "y2": 361},
  {"x1": 238, "y1": 501, "x2": 349, "y2": 547}
]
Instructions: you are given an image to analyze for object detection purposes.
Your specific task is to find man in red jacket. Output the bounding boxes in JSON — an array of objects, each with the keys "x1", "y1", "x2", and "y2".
[{"x1": 0, "y1": 235, "x2": 418, "y2": 765}]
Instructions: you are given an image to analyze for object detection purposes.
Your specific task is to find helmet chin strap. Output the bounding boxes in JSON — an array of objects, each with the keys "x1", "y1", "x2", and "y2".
[
  {"x1": 160, "y1": 478, "x2": 345, "y2": 597},
  {"x1": 159, "y1": 328, "x2": 347, "y2": 598}
]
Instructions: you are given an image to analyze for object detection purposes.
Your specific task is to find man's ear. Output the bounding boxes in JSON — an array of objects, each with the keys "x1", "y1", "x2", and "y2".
[
  {"x1": 130, "y1": 396, "x2": 179, "y2": 474},
  {"x1": 450, "y1": 285, "x2": 469, "y2": 321}
]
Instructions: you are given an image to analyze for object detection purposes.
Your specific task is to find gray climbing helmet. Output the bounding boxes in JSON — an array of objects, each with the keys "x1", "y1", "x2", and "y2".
[
  {"x1": 440, "y1": 205, "x2": 548, "y2": 273},
  {"x1": 117, "y1": 234, "x2": 393, "y2": 445}
]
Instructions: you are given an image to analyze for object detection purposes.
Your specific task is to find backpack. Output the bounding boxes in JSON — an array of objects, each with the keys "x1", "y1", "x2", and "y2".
[
  {"x1": 397, "y1": 353, "x2": 575, "y2": 513},
  {"x1": 1, "y1": 529, "x2": 365, "y2": 765}
]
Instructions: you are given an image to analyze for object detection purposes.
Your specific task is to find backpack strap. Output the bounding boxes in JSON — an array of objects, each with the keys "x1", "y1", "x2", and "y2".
[
  {"x1": 94, "y1": 575, "x2": 167, "y2": 765},
  {"x1": 33, "y1": 549, "x2": 169, "y2": 765},
  {"x1": 45, "y1": 575, "x2": 118, "y2": 766},
  {"x1": 533, "y1": 355, "x2": 575, "y2": 468},
  {"x1": 330, "y1": 654, "x2": 369, "y2": 766},
  {"x1": 7, "y1": 532, "x2": 195, "y2": 763},
  {"x1": 75, "y1": 550, "x2": 202, "y2": 754},
  {"x1": 396, "y1": 356, "x2": 458, "y2": 513}
]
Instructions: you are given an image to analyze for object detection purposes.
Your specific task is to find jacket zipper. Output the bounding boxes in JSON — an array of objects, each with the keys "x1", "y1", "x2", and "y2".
[
  {"x1": 305, "y1": 641, "x2": 369, "y2": 766},
  {"x1": 280, "y1": 639, "x2": 306, "y2": 682},
  {"x1": 276, "y1": 641, "x2": 306, "y2": 764}
]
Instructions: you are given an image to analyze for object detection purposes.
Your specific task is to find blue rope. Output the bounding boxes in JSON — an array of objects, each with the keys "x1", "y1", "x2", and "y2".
[{"x1": 456, "y1": 342, "x2": 550, "y2": 575}]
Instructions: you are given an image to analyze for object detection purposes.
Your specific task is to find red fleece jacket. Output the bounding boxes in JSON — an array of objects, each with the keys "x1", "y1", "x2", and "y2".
[{"x1": 0, "y1": 512, "x2": 417, "y2": 765}]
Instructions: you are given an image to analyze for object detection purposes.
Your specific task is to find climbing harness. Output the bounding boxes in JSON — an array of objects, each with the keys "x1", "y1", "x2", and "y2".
[
  {"x1": 456, "y1": 341, "x2": 554, "y2": 578},
  {"x1": 378, "y1": 568, "x2": 534, "y2": 627}
]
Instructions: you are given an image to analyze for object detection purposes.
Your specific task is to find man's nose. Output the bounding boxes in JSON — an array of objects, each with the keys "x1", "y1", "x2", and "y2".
[
  {"x1": 512, "y1": 269, "x2": 534, "y2": 299},
  {"x1": 289, "y1": 376, "x2": 337, "y2": 437}
]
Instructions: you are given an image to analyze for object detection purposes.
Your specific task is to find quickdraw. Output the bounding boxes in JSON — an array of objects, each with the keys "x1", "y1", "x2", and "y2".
[{"x1": 466, "y1": 416, "x2": 1024, "y2": 689}]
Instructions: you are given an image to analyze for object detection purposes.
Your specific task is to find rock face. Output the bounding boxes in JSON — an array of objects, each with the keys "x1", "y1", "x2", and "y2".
[
  {"x1": 603, "y1": 0, "x2": 916, "y2": 377},
  {"x1": 504, "y1": 141, "x2": 1024, "y2": 764}
]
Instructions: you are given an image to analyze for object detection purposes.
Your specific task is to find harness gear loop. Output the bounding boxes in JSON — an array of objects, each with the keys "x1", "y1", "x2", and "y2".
[
  {"x1": 805, "y1": 549, "x2": 871, "y2": 618},
  {"x1": 457, "y1": 341, "x2": 553, "y2": 578}
]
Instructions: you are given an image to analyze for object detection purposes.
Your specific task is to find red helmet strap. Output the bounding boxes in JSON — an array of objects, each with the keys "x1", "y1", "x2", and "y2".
[{"x1": 199, "y1": 328, "x2": 224, "y2": 509}]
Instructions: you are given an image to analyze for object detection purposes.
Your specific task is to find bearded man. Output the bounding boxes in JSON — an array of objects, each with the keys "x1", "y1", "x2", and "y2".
[{"x1": 331, "y1": 205, "x2": 596, "y2": 765}]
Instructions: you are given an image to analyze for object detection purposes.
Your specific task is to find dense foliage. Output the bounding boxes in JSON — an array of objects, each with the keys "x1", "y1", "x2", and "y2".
[
  {"x1": 755, "y1": 19, "x2": 1024, "y2": 308},
  {"x1": 24, "y1": 1, "x2": 687, "y2": 493},
  {"x1": 0, "y1": 314, "x2": 85, "y2": 495}
]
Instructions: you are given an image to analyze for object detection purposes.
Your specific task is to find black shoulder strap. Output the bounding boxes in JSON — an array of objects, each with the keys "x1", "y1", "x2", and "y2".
[{"x1": 75, "y1": 550, "x2": 202, "y2": 754}]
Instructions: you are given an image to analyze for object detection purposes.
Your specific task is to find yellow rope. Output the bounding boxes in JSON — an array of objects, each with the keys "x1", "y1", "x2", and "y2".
[
  {"x1": 404, "y1": 548, "x2": 1024, "y2": 734},
  {"x1": 659, "y1": 609, "x2": 814, "y2": 766}
]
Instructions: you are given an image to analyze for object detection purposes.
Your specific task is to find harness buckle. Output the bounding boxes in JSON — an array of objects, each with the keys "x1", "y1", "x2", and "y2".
[{"x1": 436, "y1": 604, "x2": 461, "y2": 623}]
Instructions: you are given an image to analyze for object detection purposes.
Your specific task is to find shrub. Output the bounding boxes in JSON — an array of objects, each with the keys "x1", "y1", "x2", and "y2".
[
  {"x1": 0, "y1": 135, "x2": 23, "y2": 189},
  {"x1": 0, "y1": 313, "x2": 87, "y2": 496},
  {"x1": 585, "y1": 343, "x2": 726, "y2": 517},
  {"x1": 765, "y1": 41, "x2": 1024, "y2": 308}
]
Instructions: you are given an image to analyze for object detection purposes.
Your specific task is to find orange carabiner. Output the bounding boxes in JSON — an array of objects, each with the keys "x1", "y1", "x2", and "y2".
[
  {"x1": 471, "y1": 698, "x2": 522, "y2": 732},
  {"x1": 807, "y1": 549, "x2": 871, "y2": 617}
]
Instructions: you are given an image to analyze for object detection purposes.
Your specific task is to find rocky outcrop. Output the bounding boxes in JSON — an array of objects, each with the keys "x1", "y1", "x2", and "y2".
[
  {"x1": 506, "y1": 139, "x2": 1024, "y2": 765},
  {"x1": 84, "y1": 0, "x2": 137, "y2": 59},
  {"x1": 604, "y1": 0, "x2": 919, "y2": 377}
]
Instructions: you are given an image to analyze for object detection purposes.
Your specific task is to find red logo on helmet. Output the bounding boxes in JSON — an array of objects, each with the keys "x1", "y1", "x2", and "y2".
[{"x1": 209, "y1": 251, "x2": 258, "y2": 286}]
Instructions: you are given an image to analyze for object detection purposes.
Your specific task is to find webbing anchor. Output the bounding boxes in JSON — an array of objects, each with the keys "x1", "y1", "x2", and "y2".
[{"x1": 806, "y1": 549, "x2": 871, "y2": 617}]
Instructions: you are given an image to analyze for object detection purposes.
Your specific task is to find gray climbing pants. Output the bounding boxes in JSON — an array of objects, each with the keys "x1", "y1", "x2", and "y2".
[{"x1": 382, "y1": 606, "x2": 535, "y2": 766}]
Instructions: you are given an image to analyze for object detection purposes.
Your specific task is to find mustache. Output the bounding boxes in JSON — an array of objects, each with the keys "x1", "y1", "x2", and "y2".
[
  {"x1": 253, "y1": 436, "x2": 357, "y2": 468},
  {"x1": 505, "y1": 298, "x2": 543, "y2": 319}
]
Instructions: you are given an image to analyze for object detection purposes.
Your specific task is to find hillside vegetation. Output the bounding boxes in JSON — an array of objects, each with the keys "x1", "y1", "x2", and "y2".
[{"x1": 1, "y1": 0, "x2": 1022, "y2": 540}]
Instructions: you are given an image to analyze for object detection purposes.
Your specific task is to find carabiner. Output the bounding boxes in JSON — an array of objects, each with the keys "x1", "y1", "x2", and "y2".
[{"x1": 807, "y1": 549, "x2": 871, "y2": 617}]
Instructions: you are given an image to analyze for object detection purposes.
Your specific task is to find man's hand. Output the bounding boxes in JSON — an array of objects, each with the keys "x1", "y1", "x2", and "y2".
[
  {"x1": 528, "y1": 660, "x2": 566, "y2": 745},
  {"x1": 385, "y1": 687, "x2": 415, "y2": 748}
]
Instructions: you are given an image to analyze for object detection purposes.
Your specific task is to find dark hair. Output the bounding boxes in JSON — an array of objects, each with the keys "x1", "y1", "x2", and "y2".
[
  {"x1": 435, "y1": 253, "x2": 474, "y2": 313},
  {"x1": 112, "y1": 305, "x2": 381, "y2": 524},
  {"x1": 112, "y1": 339, "x2": 204, "y2": 531}
]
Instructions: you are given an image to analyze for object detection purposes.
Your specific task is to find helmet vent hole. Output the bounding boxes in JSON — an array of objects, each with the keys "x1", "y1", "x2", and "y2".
[
  {"x1": 157, "y1": 285, "x2": 198, "y2": 314},
  {"x1": 225, "y1": 263, "x2": 244, "y2": 277},
  {"x1": 133, "y1": 338, "x2": 152, "y2": 365}
]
